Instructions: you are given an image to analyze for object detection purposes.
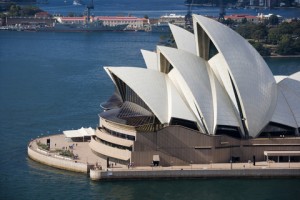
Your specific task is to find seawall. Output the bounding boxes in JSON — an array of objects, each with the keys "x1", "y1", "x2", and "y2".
[
  {"x1": 27, "y1": 135, "x2": 300, "y2": 181},
  {"x1": 90, "y1": 168, "x2": 300, "y2": 181},
  {"x1": 27, "y1": 146, "x2": 88, "y2": 173}
]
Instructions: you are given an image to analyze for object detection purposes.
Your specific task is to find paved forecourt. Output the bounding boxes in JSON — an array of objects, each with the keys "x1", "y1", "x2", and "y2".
[{"x1": 28, "y1": 134, "x2": 300, "y2": 178}]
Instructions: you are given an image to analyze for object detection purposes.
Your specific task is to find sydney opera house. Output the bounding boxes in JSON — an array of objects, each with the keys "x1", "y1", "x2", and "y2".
[{"x1": 89, "y1": 15, "x2": 300, "y2": 166}]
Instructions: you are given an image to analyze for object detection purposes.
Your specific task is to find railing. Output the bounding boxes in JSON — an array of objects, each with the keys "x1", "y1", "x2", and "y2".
[{"x1": 100, "y1": 117, "x2": 163, "y2": 133}]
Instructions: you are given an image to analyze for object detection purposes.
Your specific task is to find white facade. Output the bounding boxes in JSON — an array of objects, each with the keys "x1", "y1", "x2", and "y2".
[
  {"x1": 103, "y1": 15, "x2": 300, "y2": 138},
  {"x1": 57, "y1": 16, "x2": 147, "y2": 30},
  {"x1": 159, "y1": 14, "x2": 186, "y2": 26},
  {"x1": 94, "y1": 16, "x2": 147, "y2": 29}
]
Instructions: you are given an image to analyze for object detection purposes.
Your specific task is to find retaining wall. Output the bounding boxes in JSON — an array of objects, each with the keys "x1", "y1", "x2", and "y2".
[
  {"x1": 90, "y1": 168, "x2": 300, "y2": 181},
  {"x1": 28, "y1": 146, "x2": 88, "y2": 173}
]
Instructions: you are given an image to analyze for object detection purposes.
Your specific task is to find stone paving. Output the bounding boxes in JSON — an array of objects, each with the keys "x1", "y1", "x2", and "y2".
[
  {"x1": 29, "y1": 134, "x2": 300, "y2": 173},
  {"x1": 30, "y1": 134, "x2": 116, "y2": 170}
]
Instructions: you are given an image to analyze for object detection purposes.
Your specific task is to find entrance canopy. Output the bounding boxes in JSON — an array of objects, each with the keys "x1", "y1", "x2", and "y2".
[
  {"x1": 264, "y1": 151, "x2": 300, "y2": 157},
  {"x1": 63, "y1": 127, "x2": 95, "y2": 138},
  {"x1": 153, "y1": 155, "x2": 160, "y2": 161}
]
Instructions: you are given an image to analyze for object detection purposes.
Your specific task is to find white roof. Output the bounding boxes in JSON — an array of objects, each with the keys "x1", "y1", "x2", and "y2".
[
  {"x1": 166, "y1": 76, "x2": 197, "y2": 123},
  {"x1": 105, "y1": 66, "x2": 197, "y2": 125},
  {"x1": 208, "y1": 53, "x2": 239, "y2": 115},
  {"x1": 102, "y1": 14, "x2": 300, "y2": 138},
  {"x1": 193, "y1": 15, "x2": 277, "y2": 137},
  {"x1": 63, "y1": 127, "x2": 95, "y2": 138},
  {"x1": 210, "y1": 68, "x2": 241, "y2": 129},
  {"x1": 141, "y1": 49, "x2": 158, "y2": 71},
  {"x1": 271, "y1": 87, "x2": 298, "y2": 128},
  {"x1": 274, "y1": 75, "x2": 288, "y2": 83},
  {"x1": 105, "y1": 67, "x2": 169, "y2": 123},
  {"x1": 169, "y1": 23, "x2": 197, "y2": 55},
  {"x1": 277, "y1": 72, "x2": 300, "y2": 127},
  {"x1": 158, "y1": 45, "x2": 214, "y2": 134}
]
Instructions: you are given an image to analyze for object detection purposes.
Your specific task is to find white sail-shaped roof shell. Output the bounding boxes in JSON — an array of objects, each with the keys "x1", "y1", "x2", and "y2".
[
  {"x1": 105, "y1": 67, "x2": 196, "y2": 125},
  {"x1": 193, "y1": 15, "x2": 277, "y2": 137},
  {"x1": 169, "y1": 23, "x2": 197, "y2": 55},
  {"x1": 103, "y1": 15, "x2": 300, "y2": 138},
  {"x1": 166, "y1": 78, "x2": 198, "y2": 123},
  {"x1": 141, "y1": 49, "x2": 158, "y2": 71},
  {"x1": 277, "y1": 72, "x2": 300, "y2": 127},
  {"x1": 210, "y1": 70, "x2": 241, "y2": 129},
  {"x1": 158, "y1": 46, "x2": 214, "y2": 134},
  {"x1": 274, "y1": 75, "x2": 288, "y2": 83},
  {"x1": 208, "y1": 53, "x2": 239, "y2": 113},
  {"x1": 105, "y1": 67, "x2": 168, "y2": 123},
  {"x1": 271, "y1": 87, "x2": 298, "y2": 128}
]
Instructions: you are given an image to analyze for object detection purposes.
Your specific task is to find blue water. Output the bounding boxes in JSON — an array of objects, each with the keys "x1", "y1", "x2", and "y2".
[
  {"x1": 1, "y1": 29, "x2": 300, "y2": 200},
  {"x1": 38, "y1": 0, "x2": 300, "y2": 18},
  {"x1": 1, "y1": 1, "x2": 300, "y2": 198}
]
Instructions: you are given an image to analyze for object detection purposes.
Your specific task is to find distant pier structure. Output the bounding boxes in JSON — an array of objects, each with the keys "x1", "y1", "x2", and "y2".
[
  {"x1": 185, "y1": 0, "x2": 193, "y2": 30},
  {"x1": 218, "y1": 0, "x2": 226, "y2": 21}
]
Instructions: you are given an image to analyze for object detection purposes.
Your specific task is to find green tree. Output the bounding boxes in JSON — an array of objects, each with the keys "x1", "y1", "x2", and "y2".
[
  {"x1": 268, "y1": 14, "x2": 279, "y2": 26},
  {"x1": 293, "y1": 28, "x2": 300, "y2": 36},
  {"x1": 224, "y1": 18, "x2": 234, "y2": 26},
  {"x1": 236, "y1": 24, "x2": 251, "y2": 38},
  {"x1": 249, "y1": 41, "x2": 270, "y2": 56},
  {"x1": 241, "y1": 17, "x2": 247, "y2": 24},
  {"x1": 292, "y1": 37, "x2": 300, "y2": 54},
  {"x1": 277, "y1": 34, "x2": 294, "y2": 55},
  {"x1": 9, "y1": 4, "x2": 21, "y2": 16},
  {"x1": 20, "y1": 6, "x2": 42, "y2": 16},
  {"x1": 253, "y1": 29, "x2": 267, "y2": 42},
  {"x1": 268, "y1": 28, "x2": 281, "y2": 45},
  {"x1": 278, "y1": 22, "x2": 293, "y2": 35}
]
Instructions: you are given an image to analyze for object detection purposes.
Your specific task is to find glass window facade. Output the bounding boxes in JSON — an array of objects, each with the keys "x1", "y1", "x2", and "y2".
[{"x1": 101, "y1": 126, "x2": 135, "y2": 141}]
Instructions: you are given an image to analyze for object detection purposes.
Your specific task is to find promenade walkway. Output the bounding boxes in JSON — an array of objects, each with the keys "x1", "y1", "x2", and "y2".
[
  {"x1": 28, "y1": 134, "x2": 125, "y2": 172},
  {"x1": 28, "y1": 134, "x2": 300, "y2": 177}
]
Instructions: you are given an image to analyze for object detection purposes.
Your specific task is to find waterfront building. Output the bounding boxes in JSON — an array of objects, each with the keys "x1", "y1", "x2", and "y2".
[
  {"x1": 56, "y1": 16, "x2": 148, "y2": 30},
  {"x1": 89, "y1": 14, "x2": 300, "y2": 166},
  {"x1": 5, "y1": 16, "x2": 55, "y2": 26},
  {"x1": 35, "y1": 12, "x2": 51, "y2": 18},
  {"x1": 93, "y1": 16, "x2": 148, "y2": 30},
  {"x1": 159, "y1": 13, "x2": 186, "y2": 27},
  {"x1": 56, "y1": 17, "x2": 85, "y2": 24},
  {"x1": 257, "y1": 13, "x2": 283, "y2": 22},
  {"x1": 224, "y1": 14, "x2": 260, "y2": 23}
]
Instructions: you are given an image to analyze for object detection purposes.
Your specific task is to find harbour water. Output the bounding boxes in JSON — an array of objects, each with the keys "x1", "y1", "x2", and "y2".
[
  {"x1": 1, "y1": 1, "x2": 300, "y2": 198},
  {"x1": 1, "y1": 28, "x2": 300, "y2": 200},
  {"x1": 38, "y1": 0, "x2": 300, "y2": 18}
]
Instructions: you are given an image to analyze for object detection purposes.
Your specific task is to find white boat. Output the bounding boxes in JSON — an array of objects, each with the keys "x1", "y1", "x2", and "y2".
[{"x1": 73, "y1": 0, "x2": 82, "y2": 6}]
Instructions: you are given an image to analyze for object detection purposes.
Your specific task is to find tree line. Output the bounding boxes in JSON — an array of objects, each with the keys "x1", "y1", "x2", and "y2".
[
  {"x1": 0, "y1": 3, "x2": 42, "y2": 18},
  {"x1": 232, "y1": 18, "x2": 300, "y2": 56}
]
